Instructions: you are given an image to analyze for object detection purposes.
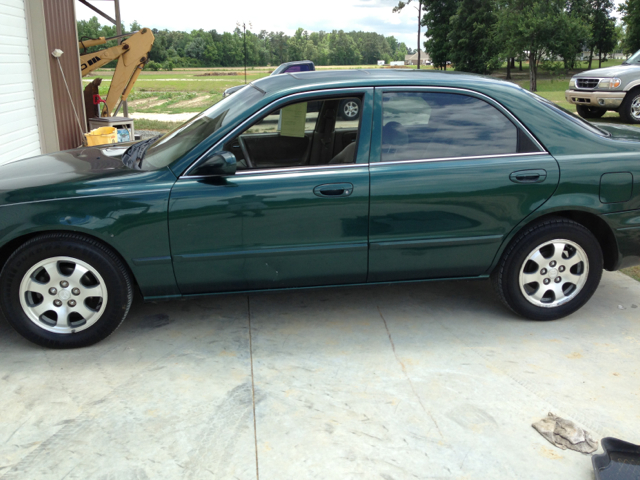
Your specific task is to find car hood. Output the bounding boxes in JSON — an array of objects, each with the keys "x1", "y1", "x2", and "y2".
[
  {"x1": 574, "y1": 64, "x2": 640, "y2": 78},
  {"x1": 0, "y1": 143, "x2": 171, "y2": 206},
  {"x1": 593, "y1": 122, "x2": 640, "y2": 141}
]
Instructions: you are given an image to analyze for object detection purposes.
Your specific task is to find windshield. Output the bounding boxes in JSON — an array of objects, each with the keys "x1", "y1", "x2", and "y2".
[
  {"x1": 523, "y1": 90, "x2": 610, "y2": 137},
  {"x1": 141, "y1": 85, "x2": 265, "y2": 170},
  {"x1": 624, "y1": 49, "x2": 640, "y2": 65}
]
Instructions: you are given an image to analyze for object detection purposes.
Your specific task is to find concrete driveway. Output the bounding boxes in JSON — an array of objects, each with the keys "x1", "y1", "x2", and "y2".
[{"x1": 1, "y1": 271, "x2": 638, "y2": 479}]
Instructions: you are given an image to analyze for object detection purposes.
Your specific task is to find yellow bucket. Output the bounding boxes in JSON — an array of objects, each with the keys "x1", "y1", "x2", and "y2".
[{"x1": 84, "y1": 126, "x2": 117, "y2": 146}]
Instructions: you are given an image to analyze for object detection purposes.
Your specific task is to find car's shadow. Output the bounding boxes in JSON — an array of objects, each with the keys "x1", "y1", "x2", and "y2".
[{"x1": 0, "y1": 278, "x2": 524, "y2": 351}]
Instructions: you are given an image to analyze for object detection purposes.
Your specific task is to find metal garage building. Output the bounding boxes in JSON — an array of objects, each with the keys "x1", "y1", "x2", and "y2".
[{"x1": 0, "y1": 0, "x2": 84, "y2": 165}]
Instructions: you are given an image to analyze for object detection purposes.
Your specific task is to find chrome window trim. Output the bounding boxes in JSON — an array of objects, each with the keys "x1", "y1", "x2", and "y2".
[
  {"x1": 182, "y1": 85, "x2": 548, "y2": 178},
  {"x1": 373, "y1": 151, "x2": 549, "y2": 167},
  {"x1": 180, "y1": 152, "x2": 549, "y2": 179},
  {"x1": 182, "y1": 162, "x2": 365, "y2": 179},
  {"x1": 182, "y1": 87, "x2": 371, "y2": 178},
  {"x1": 376, "y1": 85, "x2": 547, "y2": 155}
]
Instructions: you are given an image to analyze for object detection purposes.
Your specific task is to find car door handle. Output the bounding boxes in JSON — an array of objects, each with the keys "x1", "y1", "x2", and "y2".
[
  {"x1": 313, "y1": 183, "x2": 354, "y2": 197},
  {"x1": 509, "y1": 169, "x2": 547, "y2": 183}
]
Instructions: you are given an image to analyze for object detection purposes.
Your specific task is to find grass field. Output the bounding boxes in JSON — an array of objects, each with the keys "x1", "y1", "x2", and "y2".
[{"x1": 86, "y1": 58, "x2": 630, "y2": 121}]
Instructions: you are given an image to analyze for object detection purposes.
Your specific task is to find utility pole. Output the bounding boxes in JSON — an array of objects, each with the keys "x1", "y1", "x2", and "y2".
[
  {"x1": 392, "y1": 0, "x2": 423, "y2": 69},
  {"x1": 417, "y1": 1, "x2": 421, "y2": 69},
  {"x1": 237, "y1": 21, "x2": 252, "y2": 85}
]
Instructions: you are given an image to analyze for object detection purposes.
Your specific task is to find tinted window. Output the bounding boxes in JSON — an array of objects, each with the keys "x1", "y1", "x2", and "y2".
[
  {"x1": 284, "y1": 64, "x2": 313, "y2": 73},
  {"x1": 381, "y1": 92, "x2": 518, "y2": 162},
  {"x1": 523, "y1": 89, "x2": 610, "y2": 137}
]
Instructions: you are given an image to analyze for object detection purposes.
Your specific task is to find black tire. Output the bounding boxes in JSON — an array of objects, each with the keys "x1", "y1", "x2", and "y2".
[
  {"x1": 576, "y1": 104, "x2": 607, "y2": 119},
  {"x1": 491, "y1": 218, "x2": 603, "y2": 321},
  {"x1": 0, "y1": 233, "x2": 133, "y2": 348},
  {"x1": 619, "y1": 90, "x2": 640, "y2": 124},
  {"x1": 339, "y1": 99, "x2": 361, "y2": 120}
]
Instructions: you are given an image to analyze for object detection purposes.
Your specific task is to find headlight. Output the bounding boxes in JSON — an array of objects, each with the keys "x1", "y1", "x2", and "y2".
[
  {"x1": 569, "y1": 78, "x2": 576, "y2": 88},
  {"x1": 599, "y1": 78, "x2": 622, "y2": 89}
]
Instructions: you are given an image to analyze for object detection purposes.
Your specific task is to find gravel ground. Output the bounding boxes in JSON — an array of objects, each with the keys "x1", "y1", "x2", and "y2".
[{"x1": 136, "y1": 129, "x2": 163, "y2": 140}]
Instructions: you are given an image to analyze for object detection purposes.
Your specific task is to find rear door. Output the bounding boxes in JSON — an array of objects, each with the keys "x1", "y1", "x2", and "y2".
[{"x1": 368, "y1": 87, "x2": 560, "y2": 282}]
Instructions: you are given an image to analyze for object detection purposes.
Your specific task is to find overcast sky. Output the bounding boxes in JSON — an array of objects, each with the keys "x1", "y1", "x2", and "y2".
[
  {"x1": 75, "y1": 0, "x2": 426, "y2": 48},
  {"x1": 75, "y1": 0, "x2": 626, "y2": 50}
]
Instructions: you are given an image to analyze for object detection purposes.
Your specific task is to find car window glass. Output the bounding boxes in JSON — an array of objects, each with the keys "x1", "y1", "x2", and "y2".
[
  {"x1": 523, "y1": 89, "x2": 610, "y2": 137},
  {"x1": 142, "y1": 85, "x2": 264, "y2": 170},
  {"x1": 625, "y1": 49, "x2": 640, "y2": 64},
  {"x1": 381, "y1": 92, "x2": 518, "y2": 162},
  {"x1": 222, "y1": 96, "x2": 362, "y2": 171}
]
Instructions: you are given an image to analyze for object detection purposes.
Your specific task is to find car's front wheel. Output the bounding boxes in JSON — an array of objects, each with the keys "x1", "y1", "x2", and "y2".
[
  {"x1": 0, "y1": 233, "x2": 133, "y2": 348},
  {"x1": 576, "y1": 105, "x2": 606, "y2": 119},
  {"x1": 492, "y1": 218, "x2": 603, "y2": 321},
  {"x1": 619, "y1": 90, "x2": 640, "y2": 124}
]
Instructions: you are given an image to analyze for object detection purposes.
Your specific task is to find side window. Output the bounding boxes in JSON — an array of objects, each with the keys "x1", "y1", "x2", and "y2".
[
  {"x1": 381, "y1": 92, "x2": 528, "y2": 162},
  {"x1": 223, "y1": 96, "x2": 363, "y2": 170}
]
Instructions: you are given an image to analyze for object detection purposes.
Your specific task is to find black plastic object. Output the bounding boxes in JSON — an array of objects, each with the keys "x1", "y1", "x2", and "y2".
[{"x1": 592, "y1": 437, "x2": 640, "y2": 480}]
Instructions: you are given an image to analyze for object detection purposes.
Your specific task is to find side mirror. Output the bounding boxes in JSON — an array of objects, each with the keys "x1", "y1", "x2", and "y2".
[{"x1": 190, "y1": 150, "x2": 237, "y2": 176}]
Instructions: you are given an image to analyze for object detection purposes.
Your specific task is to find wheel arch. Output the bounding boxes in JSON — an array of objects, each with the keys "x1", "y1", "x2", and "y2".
[
  {"x1": 623, "y1": 82, "x2": 640, "y2": 93},
  {"x1": 491, "y1": 209, "x2": 619, "y2": 273},
  {"x1": 0, "y1": 230, "x2": 139, "y2": 288}
]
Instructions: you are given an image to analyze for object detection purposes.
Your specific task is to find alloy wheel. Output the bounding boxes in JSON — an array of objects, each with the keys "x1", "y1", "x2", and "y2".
[
  {"x1": 631, "y1": 95, "x2": 640, "y2": 121},
  {"x1": 19, "y1": 256, "x2": 108, "y2": 334},
  {"x1": 518, "y1": 239, "x2": 589, "y2": 308},
  {"x1": 342, "y1": 101, "x2": 359, "y2": 118}
]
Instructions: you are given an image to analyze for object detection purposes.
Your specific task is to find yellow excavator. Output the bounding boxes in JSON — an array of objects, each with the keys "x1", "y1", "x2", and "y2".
[{"x1": 79, "y1": 28, "x2": 155, "y2": 117}]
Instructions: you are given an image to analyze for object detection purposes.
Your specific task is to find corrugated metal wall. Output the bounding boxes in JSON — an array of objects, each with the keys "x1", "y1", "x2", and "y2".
[
  {"x1": 44, "y1": 0, "x2": 84, "y2": 150},
  {"x1": 0, "y1": 0, "x2": 42, "y2": 164}
]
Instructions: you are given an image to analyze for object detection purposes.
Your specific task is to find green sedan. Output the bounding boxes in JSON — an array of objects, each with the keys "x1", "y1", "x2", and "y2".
[{"x1": 2, "y1": 70, "x2": 640, "y2": 348}]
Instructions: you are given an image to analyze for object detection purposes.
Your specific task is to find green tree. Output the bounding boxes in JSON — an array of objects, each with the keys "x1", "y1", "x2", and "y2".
[
  {"x1": 288, "y1": 28, "x2": 308, "y2": 61},
  {"x1": 619, "y1": 0, "x2": 640, "y2": 54},
  {"x1": 329, "y1": 30, "x2": 362, "y2": 65},
  {"x1": 447, "y1": 0, "x2": 500, "y2": 73},
  {"x1": 422, "y1": 0, "x2": 458, "y2": 69},
  {"x1": 590, "y1": 0, "x2": 617, "y2": 67},
  {"x1": 495, "y1": 0, "x2": 586, "y2": 91}
]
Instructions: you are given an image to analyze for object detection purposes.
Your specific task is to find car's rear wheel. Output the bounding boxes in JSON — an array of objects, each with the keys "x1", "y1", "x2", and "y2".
[
  {"x1": 492, "y1": 218, "x2": 603, "y2": 321},
  {"x1": 0, "y1": 233, "x2": 133, "y2": 348},
  {"x1": 576, "y1": 105, "x2": 606, "y2": 119},
  {"x1": 619, "y1": 90, "x2": 640, "y2": 124}
]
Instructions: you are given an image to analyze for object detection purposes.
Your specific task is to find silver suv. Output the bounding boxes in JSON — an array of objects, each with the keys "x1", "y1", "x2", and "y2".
[{"x1": 565, "y1": 49, "x2": 640, "y2": 123}]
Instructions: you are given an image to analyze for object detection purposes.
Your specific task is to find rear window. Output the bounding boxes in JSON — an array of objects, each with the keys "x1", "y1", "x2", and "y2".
[
  {"x1": 285, "y1": 64, "x2": 313, "y2": 73},
  {"x1": 523, "y1": 90, "x2": 611, "y2": 137}
]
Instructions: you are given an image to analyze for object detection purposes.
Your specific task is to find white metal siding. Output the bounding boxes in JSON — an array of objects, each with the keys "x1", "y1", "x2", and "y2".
[{"x1": 0, "y1": 0, "x2": 41, "y2": 164}]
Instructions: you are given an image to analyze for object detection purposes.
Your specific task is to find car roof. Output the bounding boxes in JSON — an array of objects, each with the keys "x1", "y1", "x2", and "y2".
[{"x1": 251, "y1": 69, "x2": 512, "y2": 96}]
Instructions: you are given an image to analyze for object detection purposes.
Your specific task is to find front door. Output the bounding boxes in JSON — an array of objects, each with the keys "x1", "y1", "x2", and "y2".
[
  {"x1": 368, "y1": 88, "x2": 560, "y2": 282},
  {"x1": 169, "y1": 89, "x2": 372, "y2": 294}
]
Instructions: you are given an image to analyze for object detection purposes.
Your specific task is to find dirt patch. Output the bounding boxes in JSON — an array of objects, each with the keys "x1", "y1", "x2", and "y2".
[
  {"x1": 197, "y1": 72, "x2": 239, "y2": 76},
  {"x1": 128, "y1": 97, "x2": 169, "y2": 108},
  {"x1": 130, "y1": 112, "x2": 197, "y2": 122},
  {"x1": 171, "y1": 96, "x2": 211, "y2": 109}
]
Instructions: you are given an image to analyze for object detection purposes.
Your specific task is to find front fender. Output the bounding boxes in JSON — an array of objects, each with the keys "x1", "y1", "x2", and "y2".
[{"x1": 0, "y1": 189, "x2": 180, "y2": 298}]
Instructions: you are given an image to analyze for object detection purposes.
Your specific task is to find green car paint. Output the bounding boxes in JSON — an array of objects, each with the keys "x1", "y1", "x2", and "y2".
[{"x1": 1, "y1": 70, "x2": 640, "y2": 302}]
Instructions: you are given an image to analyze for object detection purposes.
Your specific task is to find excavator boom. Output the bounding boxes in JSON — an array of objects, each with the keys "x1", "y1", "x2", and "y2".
[{"x1": 79, "y1": 28, "x2": 155, "y2": 117}]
